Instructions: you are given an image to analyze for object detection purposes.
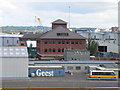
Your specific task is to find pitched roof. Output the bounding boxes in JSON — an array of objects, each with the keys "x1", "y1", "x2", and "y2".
[
  {"x1": 52, "y1": 19, "x2": 67, "y2": 24},
  {"x1": 40, "y1": 26, "x2": 86, "y2": 39},
  {"x1": 21, "y1": 33, "x2": 42, "y2": 39}
]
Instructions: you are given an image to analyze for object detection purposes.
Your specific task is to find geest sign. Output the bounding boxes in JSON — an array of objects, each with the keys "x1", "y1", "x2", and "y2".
[{"x1": 36, "y1": 69, "x2": 54, "y2": 76}]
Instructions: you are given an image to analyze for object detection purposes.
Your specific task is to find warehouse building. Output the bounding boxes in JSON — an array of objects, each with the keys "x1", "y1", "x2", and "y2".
[
  {"x1": 29, "y1": 66, "x2": 65, "y2": 77},
  {"x1": 29, "y1": 61, "x2": 116, "y2": 73},
  {"x1": 0, "y1": 47, "x2": 28, "y2": 77}
]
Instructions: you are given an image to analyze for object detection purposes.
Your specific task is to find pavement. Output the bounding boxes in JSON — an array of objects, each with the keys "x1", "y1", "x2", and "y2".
[{"x1": 1, "y1": 72, "x2": 120, "y2": 88}]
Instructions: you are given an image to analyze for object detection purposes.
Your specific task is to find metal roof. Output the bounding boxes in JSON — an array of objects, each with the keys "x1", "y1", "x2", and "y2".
[
  {"x1": 21, "y1": 33, "x2": 42, "y2": 39},
  {"x1": 0, "y1": 33, "x2": 23, "y2": 37},
  {"x1": 0, "y1": 47, "x2": 28, "y2": 58},
  {"x1": 29, "y1": 61, "x2": 116, "y2": 65},
  {"x1": 28, "y1": 66, "x2": 63, "y2": 68}
]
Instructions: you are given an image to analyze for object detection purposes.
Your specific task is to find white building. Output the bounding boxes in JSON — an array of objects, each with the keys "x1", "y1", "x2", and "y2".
[
  {"x1": 0, "y1": 47, "x2": 28, "y2": 78},
  {"x1": 0, "y1": 33, "x2": 28, "y2": 78},
  {"x1": 0, "y1": 33, "x2": 23, "y2": 47},
  {"x1": 76, "y1": 31, "x2": 120, "y2": 53}
]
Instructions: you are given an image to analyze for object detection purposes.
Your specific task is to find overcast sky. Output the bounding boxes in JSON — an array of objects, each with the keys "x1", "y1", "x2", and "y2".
[{"x1": 0, "y1": 0, "x2": 119, "y2": 28}]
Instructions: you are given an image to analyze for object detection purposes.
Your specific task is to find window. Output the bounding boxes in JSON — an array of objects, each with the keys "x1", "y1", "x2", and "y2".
[
  {"x1": 44, "y1": 41, "x2": 48, "y2": 44},
  {"x1": 7, "y1": 40, "x2": 9, "y2": 44},
  {"x1": 21, "y1": 43, "x2": 24, "y2": 46},
  {"x1": 17, "y1": 40, "x2": 18, "y2": 44},
  {"x1": 53, "y1": 41, "x2": 55, "y2": 44},
  {"x1": 76, "y1": 41, "x2": 79, "y2": 44},
  {"x1": 79, "y1": 41, "x2": 82, "y2": 44},
  {"x1": 92, "y1": 72, "x2": 99, "y2": 75},
  {"x1": 67, "y1": 66, "x2": 73, "y2": 70},
  {"x1": 58, "y1": 49, "x2": 61, "y2": 52},
  {"x1": 71, "y1": 41, "x2": 74, "y2": 44},
  {"x1": 58, "y1": 41, "x2": 61, "y2": 44},
  {"x1": 53, "y1": 49, "x2": 56, "y2": 52},
  {"x1": 76, "y1": 66, "x2": 81, "y2": 70},
  {"x1": 49, "y1": 49, "x2": 52, "y2": 52},
  {"x1": 62, "y1": 48, "x2": 64, "y2": 52},
  {"x1": 62, "y1": 41, "x2": 65, "y2": 44},
  {"x1": 94, "y1": 36, "x2": 96, "y2": 39},
  {"x1": 48, "y1": 41, "x2": 52, "y2": 44},
  {"x1": 66, "y1": 41, "x2": 69, "y2": 44},
  {"x1": 57, "y1": 33, "x2": 69, "y2": 36},
  {"x1": 44, "y1": 49, "x2": 47, "y2": 52}
]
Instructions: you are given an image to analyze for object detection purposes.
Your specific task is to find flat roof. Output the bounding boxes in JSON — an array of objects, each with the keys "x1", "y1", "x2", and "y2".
[
  {"x1": 0, "y1": 33, "x2": 23, "y2": 37},
  {"x1": 29, "y1": 61, "x2": 116, "y2": 64},
  {"x1": 28, "y1": 66, "x2": 63, "y2": 68}
]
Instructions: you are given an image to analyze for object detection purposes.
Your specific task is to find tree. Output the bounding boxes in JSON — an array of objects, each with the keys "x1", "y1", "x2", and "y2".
[{"x1": 87, "y1": 37, "x2": 99, "y2": 56}]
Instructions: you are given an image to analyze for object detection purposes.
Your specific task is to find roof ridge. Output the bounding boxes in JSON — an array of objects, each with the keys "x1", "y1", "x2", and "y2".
[{"x1": 52, "y1": 19, "x2": 67, "y2": 24}]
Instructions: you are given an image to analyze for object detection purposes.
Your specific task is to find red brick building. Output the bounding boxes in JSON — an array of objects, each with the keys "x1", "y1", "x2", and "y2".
[{"x1": 37, "y1": 19, "x2": 86, "y2": 60}]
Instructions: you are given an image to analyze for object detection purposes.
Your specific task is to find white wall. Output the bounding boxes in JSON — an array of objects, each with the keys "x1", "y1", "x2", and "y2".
[
  {"x1": 1, "y1": 58, "x2": 28, "y2": 77},
  {"x1": 0, "y1": 47, "x2": 28, "y2": 78},
  {"x1": 78, "y1": 31, "x2": 119, "y2": 53}
]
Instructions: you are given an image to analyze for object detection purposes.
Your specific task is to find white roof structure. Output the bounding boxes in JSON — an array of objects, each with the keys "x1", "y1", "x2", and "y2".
[
  {"x1": 28, "y1": 66, "x2": 63, "y2": 68},
  {"x1": 0, "y1": 33, "x2": 23, "y2": 37},
  {"x1": 0, "y1": 47, "x2": 28, "y2": 58}
]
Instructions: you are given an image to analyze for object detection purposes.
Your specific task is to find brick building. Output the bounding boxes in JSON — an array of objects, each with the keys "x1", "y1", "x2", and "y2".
[{"x1": 37, "y1": 19, "x2": 86, "y2": 60}]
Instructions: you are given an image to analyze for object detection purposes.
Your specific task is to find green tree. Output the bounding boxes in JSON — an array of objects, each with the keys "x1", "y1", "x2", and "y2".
[{"x1": 87, "y1": 37, "x2": 99, "y2": 55}]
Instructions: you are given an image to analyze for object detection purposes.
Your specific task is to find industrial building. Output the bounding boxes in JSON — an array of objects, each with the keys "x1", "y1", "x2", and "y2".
[
  {"x1": 75, "y1": 30, "x2": 120, "y2": 53},
  {"x1": 0, "y1": 33, "x2": 23, "y2": 47},
  {"x1": 29, "y1": 61, "x2": 116, "y2": 73},
  {"x1": 0, "y1": 47, "x2": 28, "y2": 77}
]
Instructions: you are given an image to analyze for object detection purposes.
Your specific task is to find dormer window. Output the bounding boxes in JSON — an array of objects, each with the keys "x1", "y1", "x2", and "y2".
[{"x1": 57, "y1": 33, "x2": 69, "y2": 36}]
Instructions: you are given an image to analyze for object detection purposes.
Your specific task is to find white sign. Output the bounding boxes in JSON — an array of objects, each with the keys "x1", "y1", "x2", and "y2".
[{"x1": 36, "y1": 69, "x2": 54, "y2": 77}]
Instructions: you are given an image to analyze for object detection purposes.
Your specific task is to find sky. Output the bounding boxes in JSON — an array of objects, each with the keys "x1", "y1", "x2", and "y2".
[{"x1": 0, "y1": 0, "x2": 119, "y2": 28}]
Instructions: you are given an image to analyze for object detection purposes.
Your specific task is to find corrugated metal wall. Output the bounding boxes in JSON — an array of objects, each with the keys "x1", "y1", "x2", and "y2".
[{"x1": 2, "y1": 58, "x2": 28, "y2": 77}]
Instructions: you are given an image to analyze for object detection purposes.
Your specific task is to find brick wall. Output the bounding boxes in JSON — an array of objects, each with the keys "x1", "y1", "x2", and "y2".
[{"x1": 38, "y1": 39, "x2": 86, "y2": 55}]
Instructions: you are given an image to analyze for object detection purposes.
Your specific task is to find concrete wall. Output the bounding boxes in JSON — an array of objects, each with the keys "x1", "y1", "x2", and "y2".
[
  {"x1": 1, "y1": 58, "x2": 28, "y2": 77},
  {"x1": 98, "y1": 41, "x2": 119, "y2": 53},
  {"x1": 64, "y1": 50, "x2": 90, "y2": 61}
]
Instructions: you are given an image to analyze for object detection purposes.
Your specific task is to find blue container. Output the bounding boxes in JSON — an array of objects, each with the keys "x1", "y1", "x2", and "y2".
[{"x1": 29, "y1": 66, "x2": 65, "y2": 77}]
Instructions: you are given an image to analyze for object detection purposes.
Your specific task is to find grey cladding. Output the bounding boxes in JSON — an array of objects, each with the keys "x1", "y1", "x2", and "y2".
[{"x1": 0, "y1": 47, "x2": 28, "y2": 58}]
